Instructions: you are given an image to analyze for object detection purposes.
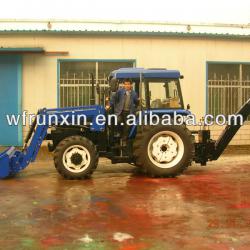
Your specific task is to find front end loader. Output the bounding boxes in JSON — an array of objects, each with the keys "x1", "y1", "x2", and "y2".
[{"x1": 0, "y1": 105, "x2": 106, "y2": 179}]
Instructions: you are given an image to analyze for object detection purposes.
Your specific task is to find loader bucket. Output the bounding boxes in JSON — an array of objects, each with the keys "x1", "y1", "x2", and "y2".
[{"x1": 0, "y1": 147, "x2": 16, "y2": 178}]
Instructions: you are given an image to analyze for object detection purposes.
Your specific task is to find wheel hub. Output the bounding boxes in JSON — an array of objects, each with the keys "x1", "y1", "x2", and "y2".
[
  {"x1": 151, "y1": 136, "x2": 178, "y2": 163},
  {"x1": 65, "y1": 148, "x2": 88, "y2": 170},
  {"x1": 71, "y1": 153, "x2": 83, "y2": 165},
  {"x1": 160, "y1": 145, "x2": 168, "y2": 152}
]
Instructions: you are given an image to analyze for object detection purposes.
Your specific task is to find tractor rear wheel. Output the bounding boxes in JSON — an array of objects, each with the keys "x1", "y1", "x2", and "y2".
[
  {"x1": 54, "y1": 136, "x2": 99, "y2": 179},
  {"x1": 133, "y1": 125, "x2": 194, "y2": 177}
]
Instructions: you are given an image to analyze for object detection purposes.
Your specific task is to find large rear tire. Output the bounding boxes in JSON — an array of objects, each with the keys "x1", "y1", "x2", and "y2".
[
  {"x1": 133, "y1": 125, "x2": 194, "y2": 177},
  {"x1": 54, "y1": 136, "x2": 99, "y2": 179}
]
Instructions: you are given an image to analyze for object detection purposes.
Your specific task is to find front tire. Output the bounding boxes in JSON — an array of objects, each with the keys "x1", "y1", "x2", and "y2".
[
  {"x1": 54, "y1": 136, "x2": 99, "y2": 179},
  {"x1": 133, "y1": 125, "x2": 194, "y2": 177}
]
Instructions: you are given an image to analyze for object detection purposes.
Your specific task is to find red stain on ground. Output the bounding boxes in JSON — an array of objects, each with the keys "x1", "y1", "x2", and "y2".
[
  {"x1": 189, "y1": 174, "x2": 216, "y2": 181},
  {"x1": 41, "y1": 204, "x2": 60, "y2": 212},
  {"x1": 40, "y1": 237, "x2": 64, "y2": 247},
  {"x1": 207, "y1": 218, "x2": 220, "y2": 228},
  {"x1": 119, "y1": 242, "x2": 149, "y2": 250},
  {"x1": 230, "y1": 203, "x2": 250, "y2": 209},
  {"x1": 1, "y1": 157, "x2": 250, "y2": 249},
  {"x1": 205, "y1": 243, "x2": 231, "y2": 250}
]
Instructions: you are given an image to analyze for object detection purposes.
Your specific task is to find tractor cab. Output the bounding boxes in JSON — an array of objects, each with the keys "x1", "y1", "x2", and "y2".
[{"x1": 108, "y1": 68, "x2": 186, "y2": 112}]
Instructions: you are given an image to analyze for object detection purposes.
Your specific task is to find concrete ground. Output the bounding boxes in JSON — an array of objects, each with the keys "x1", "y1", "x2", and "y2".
[{"x1": 0, "y1": 148, "x2": 250, "y2": 249}]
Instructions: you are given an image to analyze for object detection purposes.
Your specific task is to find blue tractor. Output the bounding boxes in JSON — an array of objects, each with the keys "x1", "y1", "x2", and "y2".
[{"x1": 0, "y1": 68, "x2": 249, "y2": 179}]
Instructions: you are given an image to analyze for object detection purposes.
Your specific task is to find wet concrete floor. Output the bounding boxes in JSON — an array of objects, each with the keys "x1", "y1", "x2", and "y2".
[{"x1": 0, "y1": 153, "x2": 250, "y2": 250}]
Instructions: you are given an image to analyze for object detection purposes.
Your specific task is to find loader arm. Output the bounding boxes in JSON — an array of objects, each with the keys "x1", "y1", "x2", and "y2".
[{"x1": 0, "y1": 105, "x2": 105, "y2": 178}]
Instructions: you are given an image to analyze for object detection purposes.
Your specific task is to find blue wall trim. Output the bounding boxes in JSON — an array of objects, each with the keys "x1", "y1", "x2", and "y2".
[
  {"x1": 206, "y1": 62, "x2": 208, "y2": 114},
  {"x1": 207, "y1": 61, "x2": 250, "y2": 65},
  {"x1": 0, "y1": 48, "x2": 44, "y2": 52},
  {"x1": 17, "y1": 55, "x2": 23, "y2": 146},
  {"x1": 57, "y1": 59, "x2": 136, "y2": 63},
  {"x1": 57, "y1": 60, "x2": 60, "y2": 108},
  {"x1": 1, "y1": 30, "x2": 250, "y2": 40}
]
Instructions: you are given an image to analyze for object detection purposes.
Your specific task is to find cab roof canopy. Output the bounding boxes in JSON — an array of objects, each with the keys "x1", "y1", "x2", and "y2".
[{"x1": 110, "y1": 68, "x2": 181, "y2": 80}]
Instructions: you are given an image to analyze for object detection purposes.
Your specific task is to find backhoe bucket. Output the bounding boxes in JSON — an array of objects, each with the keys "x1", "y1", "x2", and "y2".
[{"x1": 0, "y1": 147, "x2": 16, "y2": 178}]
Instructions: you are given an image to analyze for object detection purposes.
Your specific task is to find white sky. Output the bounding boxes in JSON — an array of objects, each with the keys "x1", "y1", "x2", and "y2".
[{"x1": 0, "y1": 0, "x2": 249, "y2": 24}]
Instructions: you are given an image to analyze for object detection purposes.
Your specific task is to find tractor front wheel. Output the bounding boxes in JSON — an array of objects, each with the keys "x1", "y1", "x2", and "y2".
[{"x1": 54, "y1": 136, "x2": 99, "y2": 179}]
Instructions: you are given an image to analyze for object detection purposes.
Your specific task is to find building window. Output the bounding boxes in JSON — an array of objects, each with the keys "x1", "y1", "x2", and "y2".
[
  {"x1": 208, "y1": 63, "x2": 250, "y2": 120},
  {"x1": 59, "y1": 60, "x2": 134, "y2": 107}
]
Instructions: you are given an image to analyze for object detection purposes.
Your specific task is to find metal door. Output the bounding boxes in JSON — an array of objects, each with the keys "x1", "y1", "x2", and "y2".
[{"x1": 0, "y1": 55, "x2": 22, "y2": 146}]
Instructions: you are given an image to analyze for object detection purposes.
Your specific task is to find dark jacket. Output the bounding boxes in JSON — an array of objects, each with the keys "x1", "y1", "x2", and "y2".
[{"x1": 110, "y1": 88, "x2": 139, "y2": 115}]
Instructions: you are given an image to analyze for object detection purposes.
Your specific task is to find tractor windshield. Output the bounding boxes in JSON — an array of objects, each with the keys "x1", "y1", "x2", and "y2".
[{"x1": 141, "y1": 79, "x2": 183, "y2": 109}]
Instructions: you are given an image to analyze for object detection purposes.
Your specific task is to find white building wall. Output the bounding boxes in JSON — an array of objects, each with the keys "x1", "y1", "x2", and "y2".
[{"x1": 0, "y1": 33, "x2": 250, "y2": 144}]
